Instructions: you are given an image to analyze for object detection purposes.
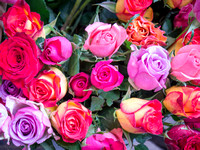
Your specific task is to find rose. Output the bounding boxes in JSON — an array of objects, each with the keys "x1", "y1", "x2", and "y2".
[
  {"x1": 69, "y1": 72, "x2": 92, "y2": 102},
  {"x1": 0, "y1": 32, "x2": 43, "y2": 89},
  {"x1": 50, "y1": 100, "x2": 92, "y2": 143},
  {"x1": 0, "y1": 0, "x2": 17, "y2": 4},
  {"x1": 82, "y1": 128, "x2": 126, "y2": 150},
  {"x1": 193, "y1": 0, "x2": 200, "y2": 23},
  {"x1": 171, "y1": 45, "x2": 200, "y2": 82},
  {"x1": 83, "y1": 22, "x2": 127, "y2": 58},
  {"x1": 91, "y1": 59, "x2": 124, "y2": 92},
  {"x1": 184, "y1": 117, "x2": 200, "y2": 129},
  {"x1": 40, "y1": 36, "x2": 72, "y2": 65},
  {"x1": 173, "y1": 4, "x2": 193, "y2": 31},
  {"x1": 163, "y1": 86, "x2": 200, "y2": 118},
  {"x1": 23, "y1": 67, "x2": 67, "y2": 107},
  {"x1": 127, "y1": 45, "x2": 170, "y2": 91},
  {"x1": 0, "y1": 80, "x2": 24, "y2": 102},
  {"x1": 116, "y1": 98, "x2": 163, "y2": 134},
  {"x1": 1, "y1": 0, "x2": 44, "y2": 40},
  {"x1": 166, "y1": 0, "x2": 193, "y2": 9},
  {"x1": 6, "y1": 96, "x2": 53, "y2": 148},
  {"x1": 165, "y1": 125, "x2": 200, "y2": 150},
  {"x1": 126, "y1": 16, "x2": 167, "y2": 47}
]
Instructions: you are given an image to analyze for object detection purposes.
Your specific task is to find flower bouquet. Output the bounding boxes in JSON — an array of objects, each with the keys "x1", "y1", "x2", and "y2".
[{"x1": 0, "y1": 0, "x2": 199, "y2": 149}]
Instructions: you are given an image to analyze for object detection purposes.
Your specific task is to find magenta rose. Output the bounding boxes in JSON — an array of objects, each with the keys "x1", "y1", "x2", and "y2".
[
  {"x1": 184, "y1": 117, "x2": 200, "y2": 130},
  {"x1": 6, "y1": 96, "x2": 53, "y2": 148},
  {"x1": 69, "y1": 72, "x2": 92, "y2": 102},
  {"x1": 83, "y1": 22, "x2": 127, "y2": 58},
  {"x1": 82, "y1": 128, "x2": 126, "y2": 150},
  {"x1": 171, "y1": 45, "x2": 200, "y2": 82},
  {"x1": 193, "y1": 0, "x2": 200, "y2": 23},
  {"x1": 91, "y1": 60, "x2": 124, "y2": 91},
  {"x1": 127, "y1": 45, "x2": 170, "y2": 91},
  {"x1": 165, "y1": 125, "x2": 200, "y2": 150},
  {"x1": 40, "y1": 36, "x2": 72, "y2": 65},
  {"x1": 0, "y1": 0, "x2": 17, "y2": 4}
]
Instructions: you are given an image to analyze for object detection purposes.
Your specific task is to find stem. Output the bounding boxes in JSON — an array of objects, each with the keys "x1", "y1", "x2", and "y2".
[{"x1": 61, "y1": 0, "x2": 82, "y2": 31}]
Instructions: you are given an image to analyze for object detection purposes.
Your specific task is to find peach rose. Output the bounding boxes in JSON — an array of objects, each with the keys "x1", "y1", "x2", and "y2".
[
  {"x1": 163, "y1": 86, "x2": 200, "y2": 118},
  {"x1": 116, "y1": 98, "x2": 163, "y2": 135},
  {"x1": 50, "y1": 100, "x2": 92, "y2": 143},
  {"x1": 126, "y1": 16, "x2": 167, "y2": 48}
]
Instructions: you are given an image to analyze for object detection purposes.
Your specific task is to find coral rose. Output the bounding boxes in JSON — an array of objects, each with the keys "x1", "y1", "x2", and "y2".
[
  {"x1": 163, "y1": 86, "x2": 200, "y2": 118},
  {"x1": 0, "y1": 32, "x2": 43, "y2": 89},
  {"x1": 91, "y1": 60, "x2": 124, "y2": 92},
  {"x1": 116, "y1": 98, "x2": 163, "y2": 135},
  {"x1": 126, "y1": 16, "x2": 167, "y2": 47},
  {"x1": 1, "y1": 0, "x2": 44, "y2": 40},
  {"x1": 83, "y1": 22, "x2": 127, "y2": 58},
  {"x1": 23, "y1": 67, "x2": 67, "y2": 107},
  {"x1": 50, "y1": 100, "x2": 92, "y2": 143},
  {"x1": 40, "y1": 36, "x2": 72, "y2": 65},
  {"x1": 127, "y1": 45, "x2": 170, "y2": 91},
  {"x1": 69, "y1": 72, "x2": 92, "y2": 102},
  {"x1": 171, "y1": 45, "x2": 200, "y2": 82}
]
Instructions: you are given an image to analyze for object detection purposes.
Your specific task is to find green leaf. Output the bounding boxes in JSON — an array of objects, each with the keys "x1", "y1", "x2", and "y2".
[
  {"x1": 57, "y1": 140, "x2": 81, "y2": 150},
  {"x1": 162, "y1": 19, "x2": 172, "y2": 35},
  {"x1": 68, "y1": 49, "x2": 80, "y2": 76},
  {"x1": 96, "y1": 2, "x2": 116, "y2": 13},
  {"x1": 135, "y1": 144, "x2": 149, "y2": 150},
  {"x1": 186, "y1": 29, "x2": 194, "y2": 45},
  {"x1": 90, "y1": 96, "x2": 105, "y2": 111},
  {"x1": 26, "y1": 0, "x2": 49, "y2": 24},
  {"x1": 123, "y1": 130, "x2": 133, "y2": 150},
  {"x1": 86, "y1": 124, "x2": 95, "y2": 138},
  {"x1": 73, "y1": 34, "x2": 83, "y2": 46},
  {"x1": 99, "y1": 90, "x2": 120, "y2": 107},
  {"x1": 118, "y1": 78, "x2": 129, "y2": 91},
  {"x1": 35, "y1": 37, "x2": 45, "y2": 50},
  {"x1": 122, "y1": 86, "x2": 131, "y2": 101},
  {"x1": 41, "y1": 139, "x2": 56, "y2": 150},
  {"x1": 135, "y1": 134, "x2": 152, "y2": 144}
]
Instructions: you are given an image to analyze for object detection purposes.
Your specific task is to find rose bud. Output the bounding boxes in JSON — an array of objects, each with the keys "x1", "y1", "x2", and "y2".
[
  {"x1": 23, "y1": 67, "x2": 67, "y2": 107},
  {"x1": 163, "y1": 86, "x2": 200, "y2": 118},
  {"x1": 91, "y1": 59, "x2": 124, "y2": 92},
  {"x1": 116, "y1": 98, "x2": 163, "y2": 135},
  {"x1": 40, "y1": 36, "x2": 72, "y2": 65},
  {"x1": 6, "y1": 96, "x2": 53, "y2": 149},
  {"x1": 82, "y1": 128, "x2": 126, "y2": 150},
  {"x1": 1, "y1": 0, "x2": 44, "y2": 40},
  {"x1": 165, "y1": 125, "x2": 200, "y2": 150},
  {"x1": 50, "y1": 100, "x2": 92, "y2": 143},
  {"x1": 127, "y1": 45, "x2": 170, "y2": 91},
  {"x1": 69, "y1": 72, "x2": 92, "y2": 102},
  {"x1": 166, "y1": 0, "x2": 193, "y2": 9},
  {"x1": 83, "y1": 22, "x2": 127, "y2": 58}
]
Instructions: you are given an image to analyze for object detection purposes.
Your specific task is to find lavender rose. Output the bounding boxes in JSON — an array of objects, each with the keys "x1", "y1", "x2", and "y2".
[
  {"x1": 127, "y1": 45, "x2": 170, "y2": 91},
  {"x1": 6, "y1": 96, "x2": 53, "y2": 148},
  {"x1": 0, "y1": 80, "x2": 23, "y2": 102}
]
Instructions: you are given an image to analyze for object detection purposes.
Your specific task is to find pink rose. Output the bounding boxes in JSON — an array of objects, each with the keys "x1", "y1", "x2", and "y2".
[
  {"x1": 82, "y1": 128, "x2": 126, "y2": 150},
  {"x1": 40, "y1": 36, "x2": 72, "y2": 65},
  {"x1": 83, "y1": 22, "x2": 127, "y2": 58},
  {"x1": 91, "y1": 60, "x2": 124, "y2": 91},
  {"x1": 69, "y1": 72, "x2": 92, "y2": 102},
  {"x1": 193, "y1": 0, "x2": 200, "y2": 23},
  {"x1": 0, "y1": 0, "x2": 17, "y2": 4},
  {"x1": 171, "y1": 45, "x2": 200, "y2": 82}
]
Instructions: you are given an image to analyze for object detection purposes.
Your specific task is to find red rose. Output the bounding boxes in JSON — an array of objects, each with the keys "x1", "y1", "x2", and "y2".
[{"x1": 0, "y1": 32, "x2": 43, "y2": 88}]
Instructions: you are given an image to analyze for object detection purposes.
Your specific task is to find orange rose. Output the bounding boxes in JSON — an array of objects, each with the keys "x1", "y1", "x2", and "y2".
[
  {"x1": 50, "y1": 100, "x2": 92, "y2": 143},
  {"x1": 1, "y1": 0, "x2": 44, "y2": 40},
  {"x1": 166, "y1": 0, "x2": 193, "y2": 9},
  {"x1": 116, "y1": 98, "x2": 163, "y2": 135},
  {"x1": 126, "y1": 16, "x2": 167, "y2": 47},
  {"x1": 163, "y1": 86, "x2": 200, "y2": 118}
]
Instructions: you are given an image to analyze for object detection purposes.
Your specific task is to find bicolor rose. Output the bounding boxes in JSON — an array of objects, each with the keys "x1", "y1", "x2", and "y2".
[
  {"x1": 163, "y1": 86, "x2": 200, "y2": 118},
  {"x1": 126, "y1": 16, "x2": 167, "y2": 47},
  {"x1": 166, "y1": 0, "x2": 193, "y2": 9},
  {"x1": 50, "y1": 100, "x2": 92, "y2": 143},
  {"x1": 127, "y1": 45, "x2": 170, "y2": 91},
  {"x1": 82, "y1": 128, "x2": 126, "y2": 150},
  {"x1": 116, "y1": 98, "x2": 163, "y2": 135},
  {"x1": 23, "y1": 67, "x2": 67, "y2": 107},
  {"x1": 40, "y1": 36, "x2": 72, "y2": 65},
  {"x1": 69, "y1": 72, "x2": 92, "y2": 102},
  {"x1": 1, "y1": 0, "x2": 44, "y2": 40},
  {"x1": 171, "y1": 45, "x2": 200, "y2": 82},
  {"x1": 0, "y1": 32, "x2": 43, "y2": 89},
  {"x1": 91, "y1": 60, "x2": 124, "y2": 92},
  {"x1": 6, "y1": 96, "x2": 53, "y2": 148},
  {"x1": 165, "y1": 125, "x2": 200, "y2": 150},
  {"x1": 0, "y1": 80, "x2": 23, "y2": 103},
  {"x1": 83, "y1": 22, "x2": 127, "y2": 58}
]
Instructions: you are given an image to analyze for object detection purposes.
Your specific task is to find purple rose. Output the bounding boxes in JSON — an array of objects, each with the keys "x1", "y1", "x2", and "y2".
[
  {"x1": 127, "y1": 45, "x2": 170, "y2": 91},
  {"x1": 6, "y1": 96, "x2": 53, "y2": 148},
  {"x1": 0, "y1": 80, "x2": 23, "y2": 102}
]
